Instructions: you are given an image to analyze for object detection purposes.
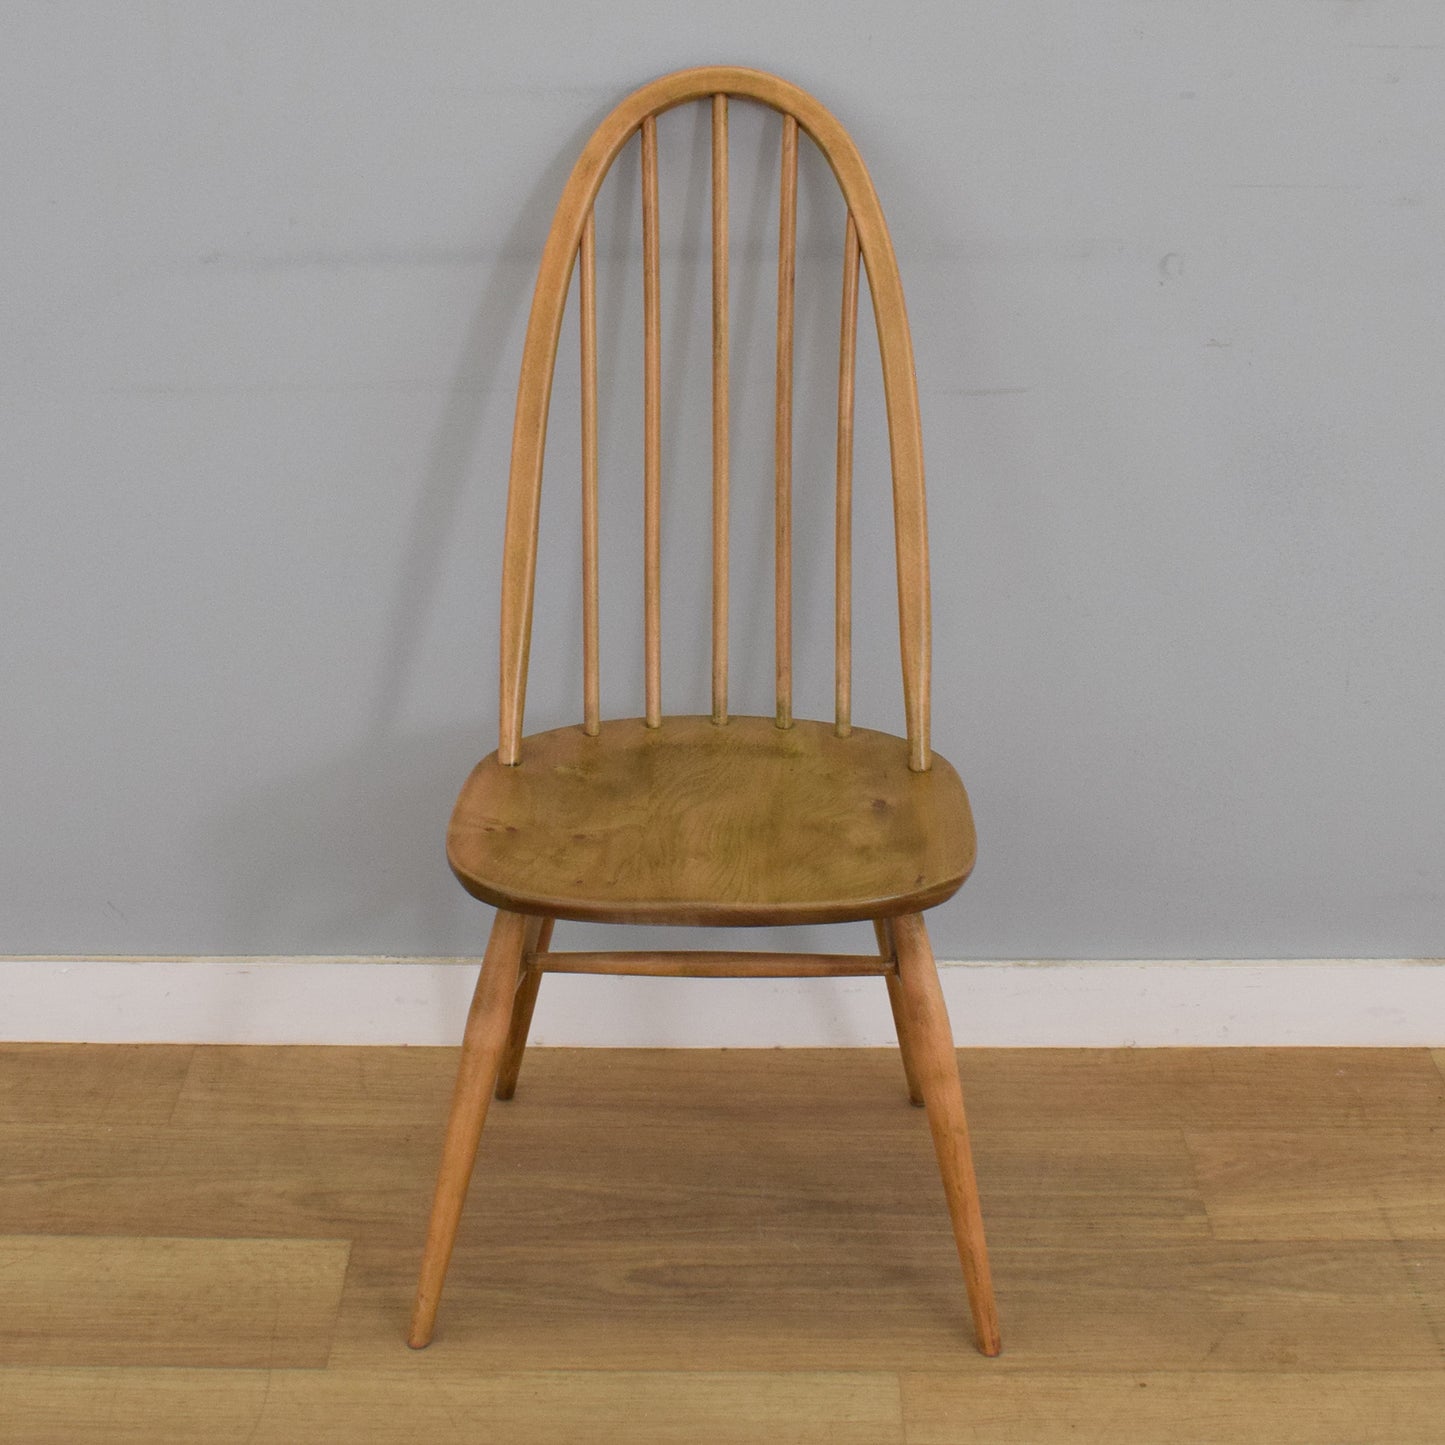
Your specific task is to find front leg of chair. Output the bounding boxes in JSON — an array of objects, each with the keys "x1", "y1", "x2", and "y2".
[
  {"x1": 408, "y1": 907, "x2": 530, "y2": 1348},
  {"x1": 494, "y1": 916, "x2": 553, "y2": 1100},
  {"x1": 874, "y1": 917, "x2": 925, "y2": 1106},
  {"x1": 891, "y1": 911, "x2": 1002, "y2": 1356}
]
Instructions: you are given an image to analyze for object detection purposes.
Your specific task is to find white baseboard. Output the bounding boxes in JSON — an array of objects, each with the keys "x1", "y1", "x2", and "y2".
[{"x1": 2, "y1": 957, "x2": 1442, "y2": 1046}]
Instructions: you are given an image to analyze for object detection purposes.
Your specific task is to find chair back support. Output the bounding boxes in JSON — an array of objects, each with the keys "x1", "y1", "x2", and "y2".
[{"x1": 497, "y1": 66, "x2": 933, "y2": 770}]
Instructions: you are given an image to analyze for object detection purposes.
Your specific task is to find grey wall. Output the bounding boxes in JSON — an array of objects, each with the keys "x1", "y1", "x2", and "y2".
[{"x1": 5, "y1": 2, "x2": 1444, "y2": 962}]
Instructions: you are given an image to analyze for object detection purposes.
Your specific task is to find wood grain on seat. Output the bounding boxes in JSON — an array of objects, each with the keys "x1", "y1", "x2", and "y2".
[{"x1": 447, "y1": 716, "x2": 976, "y2": 927}]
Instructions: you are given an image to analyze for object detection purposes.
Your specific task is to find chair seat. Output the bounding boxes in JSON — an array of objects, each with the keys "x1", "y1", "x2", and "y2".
[{"x1": 446, "y1": 715, "x2": 976, "y2": 927}]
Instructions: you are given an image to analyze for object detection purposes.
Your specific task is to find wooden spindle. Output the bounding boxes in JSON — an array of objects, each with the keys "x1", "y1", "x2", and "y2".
[
  {"x1": 835, "y1": 213, "x2": 860, "y2": 737},
  {"x1": 711, "y1": 94, "x2": 730, "y2": 726},
  {"x1": 774, "y1": 114, "x2": 797, "y2": 730},
  {"x1": 641, "y1": 115, "x2": 662, "y2": 728},
  {"x1": 580, "y1": 209, "x2": 600, "y2": 735},
  {"x1": 644, "y1": 114, "x2": 664, "y2": 728}
]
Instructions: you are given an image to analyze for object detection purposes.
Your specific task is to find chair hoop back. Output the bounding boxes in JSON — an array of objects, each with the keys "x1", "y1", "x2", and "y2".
[{"x1": 498, "y1": 66, "x2": 932, "y2": 770}]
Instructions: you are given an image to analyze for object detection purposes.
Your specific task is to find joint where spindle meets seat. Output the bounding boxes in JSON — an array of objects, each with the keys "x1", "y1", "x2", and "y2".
[{"x1": 413, "y1": 66, "x2": 999, "y2": 1362}]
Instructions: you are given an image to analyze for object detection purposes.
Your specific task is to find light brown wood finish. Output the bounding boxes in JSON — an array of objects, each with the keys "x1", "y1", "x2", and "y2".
[
  {"x1": 1186, "y1": 1128, "x2": 1445, "y2": 1240},
  {"x1": 952, "y1": 1046, "x2": 1445, "y2": 1132},
  {"x1": 0, "y1": 1040, "x2": 193, "y2": 1126},
  {"x1": 0, "y1": 1234, "x2": 349, "y2": 1369},
  {"x1": 580, "y1": 211, "x2": 600, "y2": 736},
  {"x1": 533, "y1": 950, "x2": 891, "y2": 978},
  {"x1": 13, "y1": 1368, "x2": 1445, "y2": 1445},
  {"x1": 494, "y1": 915, "x2": 554, "y2": 1100},
  {"x1": 495, "y1": 68, "x2": 931, "y2": 767},
  {"x1": 1, "y1": 1367, "x2": 907, "y2": 1445},
  {"x1": 409, "y1": 908, "x2": 529, "y2": 1347},
  {"x1": 447, "y1": 716, "x2": 975, "y2": 926},
  {"x1": 641, "y1": 113, "x2": 662, "y2": 729},
  {"x1": 774, "y1": 113, "x2": 798, "y2": 730},
  {"x1": 438, "y1": 68, "x2": 970, "y2": 1356},
  {"x1": 711, "y1": 92, "x2": 730, "y2": 726},
  {"x1": 901, "y1": 1372, "x2": 1445, "y2": 1445},
  {"x1": 95, "y1": 1043, "x2": 1436, "y2": 1149},
  {"x1": 7, "y1": 1044, "x2": 1445, "y2": 1440},
  {"x1": 836, "y1": 213, "x2": 860, "y2": 738},
  {"x1": 891, "y1": 912, "x2": 1000, "y2": 1355},
  {"x1": 875, "y1": 917, "x2": 925, "y2": 1105}
]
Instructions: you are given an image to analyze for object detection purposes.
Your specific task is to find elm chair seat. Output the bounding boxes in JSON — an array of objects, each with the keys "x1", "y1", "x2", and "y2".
[{"x1": 447, "y1": 715, "x2": 977, "y2": 927}]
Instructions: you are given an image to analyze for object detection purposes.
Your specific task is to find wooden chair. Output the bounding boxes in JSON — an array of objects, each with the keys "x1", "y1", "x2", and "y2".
[{"x1": 409, "y1": 65, "x2": 1001, "y2": 1358}]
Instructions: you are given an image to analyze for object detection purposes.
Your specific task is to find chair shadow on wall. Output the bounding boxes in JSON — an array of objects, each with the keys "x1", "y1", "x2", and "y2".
[{"x1": 200, "y1": 113, "x2": 598, "y2": 996}]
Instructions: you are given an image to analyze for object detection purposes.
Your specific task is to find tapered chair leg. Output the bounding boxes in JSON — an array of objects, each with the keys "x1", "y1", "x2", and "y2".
[
  {"x1": 874, "y1": 917, "x2": 925, "y2": 1106},
  {"x1": 891, "y1": 911, "x2": 1001, "y2": 1356},
  {"x1": 494, "y1": 917, "x2": 554, "y2": 1100},
  {"x1": 408, "y1": 908, "x2": 530, "y2": 1349}
]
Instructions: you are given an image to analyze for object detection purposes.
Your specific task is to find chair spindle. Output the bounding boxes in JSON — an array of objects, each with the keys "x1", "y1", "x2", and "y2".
[
  {"x1": 641, "y1": 115, "x2": 662, "y2": 728},
  {"x1": 835, "y1": 213, "x2": 860, "y2": 737},
  {"x1": 774, "y1": 114, "x2": 798, "y2": 730},
  {"x1": 580, "y1": 209, "x2": 600, "y2": 735},
  {"x1": 711, "y1": 94, "x2": 730, "y2": 726}
]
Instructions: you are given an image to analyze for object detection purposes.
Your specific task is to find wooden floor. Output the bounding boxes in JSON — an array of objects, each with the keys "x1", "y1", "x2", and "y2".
[{"x1": 2, "y1": 1045, "x2": 1444, "y2": 1442}]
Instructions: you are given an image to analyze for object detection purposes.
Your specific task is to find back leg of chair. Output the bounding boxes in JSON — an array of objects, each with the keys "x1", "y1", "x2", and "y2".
[
  {"x1": 874, "y1": 917, "x2": 925, "y2": 1106},
  {"x1": 495, "y1": 916, "x2": 554, "y2": 1100},
  {"x1": 891, "y1": 911, "x2": 1001, "y2": 1356},
  {"x1": 409, "y1": 907, "x2": 531, "y2": 1348}
]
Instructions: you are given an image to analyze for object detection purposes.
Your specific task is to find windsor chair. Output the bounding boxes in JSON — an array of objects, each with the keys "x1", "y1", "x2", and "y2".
[{"x1": 409, "y1": 65, "x2": 1001, "y2": 1357}]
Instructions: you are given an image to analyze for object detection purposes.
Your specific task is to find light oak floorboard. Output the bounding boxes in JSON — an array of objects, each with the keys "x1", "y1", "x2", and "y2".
[
  {"x1": 169, "y1": 1044, "x2": 455, "y2": 1130},
  {"x1": 159, "y1": 1045, "x2": 1445, "y2": 1134},
  {"x1": 3, "y1": 1045, "x2": 1444, "y2": 1438},
  {"x1": 900, "y1": 1371, "x2": 1445, "y2": 1444},
  {"x1": 1188, "y1": 1129, "x2": 1445, "y2": 1240},
  {"x1": 0, "y1": 1235, "x2": 349, "y2": 1368},
  {"x1": 357, "y1": 1120, "x2": 1203, "y2": 1254},
  {"x1": 332, "y1": 1240, "x2": 1445, "y2": 1374},
  {"x1": 488, "y1": 1045, "x2": 1445, "y2": 1130},
  {"x1": 0, "y1": 1043, "x2": 193, "y2": 1127},
  {"x1": 0, "y1": 1124, "x2": 431, "y2": 1244},
  {"x1": 953, "y1": 1047, "x2": 1445, "y2": 1131},
  {"x1": 980, "y1": 1129, "x2": 1210, "y2": 1242},
  {"x1": 0, "y1": 1368, "x2": 903, "y2": 1445},
  {"x1": 1396, "y1": 1241, "x2": 1445, "y2": 1355}
]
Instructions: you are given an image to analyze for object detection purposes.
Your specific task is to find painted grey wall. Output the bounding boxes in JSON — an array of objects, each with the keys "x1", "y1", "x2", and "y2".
[{"x1": 4, "y1": 2, "x2": 1443, "y2": 962}]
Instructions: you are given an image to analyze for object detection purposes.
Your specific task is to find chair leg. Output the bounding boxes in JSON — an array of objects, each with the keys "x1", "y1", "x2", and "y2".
[
  {"x1": 494, "y1": 917, "x2": 554, "y2": 1100},
  {"x1": 408, "y1": 908, "x2": 530, "y2": 1349},
  {"x1": 874, "y1": 917, "x2": 925, "y2": 1107},
  {"x1": 891, "y1": 911, "x2": 1002, "y2": 1357}
]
